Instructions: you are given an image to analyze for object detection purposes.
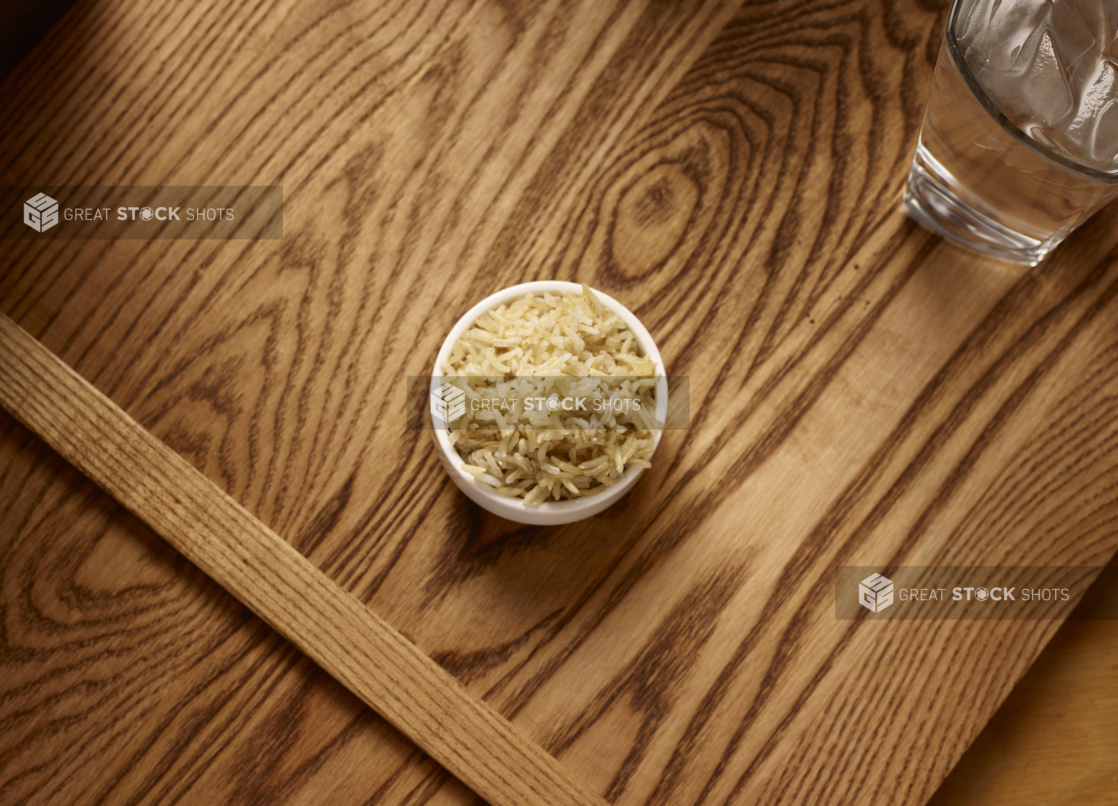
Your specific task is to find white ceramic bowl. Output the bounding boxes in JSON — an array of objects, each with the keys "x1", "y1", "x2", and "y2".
[{"x1": 430, "y1": 281, "x2": 667, "y2": 525}]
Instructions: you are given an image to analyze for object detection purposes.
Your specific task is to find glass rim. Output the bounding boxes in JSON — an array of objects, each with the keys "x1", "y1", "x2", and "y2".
[{"x1": 947, "y1": 0, "x2": 1118, "y2": 185}]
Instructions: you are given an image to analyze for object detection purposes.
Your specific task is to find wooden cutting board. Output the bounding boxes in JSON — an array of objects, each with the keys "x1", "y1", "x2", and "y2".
[{"x1": 3, "y1": 0, "x2": 1118, "y2": 805}]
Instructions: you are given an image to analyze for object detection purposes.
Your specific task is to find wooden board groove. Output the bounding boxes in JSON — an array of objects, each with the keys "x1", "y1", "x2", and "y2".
[{"x1": 0, "y1": 312, "x2": 609, "y2": 806}]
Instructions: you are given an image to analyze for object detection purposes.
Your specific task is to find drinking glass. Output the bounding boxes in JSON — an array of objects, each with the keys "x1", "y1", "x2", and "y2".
[{"x1": 904, "y1": 0, "x2": 1118, "y2": 265}]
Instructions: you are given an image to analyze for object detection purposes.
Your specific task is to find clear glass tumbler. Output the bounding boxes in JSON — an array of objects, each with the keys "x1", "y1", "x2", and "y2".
[{"x1": 904, "y1": 0, "x2": 1118, "y2": 265}]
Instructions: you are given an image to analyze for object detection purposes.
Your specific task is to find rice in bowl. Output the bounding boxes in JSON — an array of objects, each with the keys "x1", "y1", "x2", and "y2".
[{"x1": 440, "y1": 285, "x2": 661, "y2": 507}]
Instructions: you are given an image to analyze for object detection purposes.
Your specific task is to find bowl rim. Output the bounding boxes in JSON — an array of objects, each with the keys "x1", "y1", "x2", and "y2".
[{"x1": 429, "y1": 280, "x2": 667, "y2": 523}]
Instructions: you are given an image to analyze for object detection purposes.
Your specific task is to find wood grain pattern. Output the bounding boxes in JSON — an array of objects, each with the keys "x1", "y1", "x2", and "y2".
[
  {"x1": 0, "y1": 310, "x2": 608, "y2": 806},
  {"x1": 3, "y1": 0, "x2": 1118, "y2": 804},
  {"x1": 927, "y1": 556, "x2": 1118, "y2": 806}
]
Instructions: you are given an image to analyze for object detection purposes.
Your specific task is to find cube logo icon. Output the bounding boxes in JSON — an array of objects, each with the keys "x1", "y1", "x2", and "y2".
[
  {"x1": 859, "y1": 573, "x2": 894, "y2": 613},
  {"x1": 431, "y1": 382, "x2": 466, "y2": 423},
  {"x1": 24, "y1": 193, "x2": 59, "y2": 233}
]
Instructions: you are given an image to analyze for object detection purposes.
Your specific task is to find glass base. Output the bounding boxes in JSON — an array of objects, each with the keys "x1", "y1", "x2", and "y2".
[{"x1": 903, "y1": 145, "x2": 1056, "y2": 266}]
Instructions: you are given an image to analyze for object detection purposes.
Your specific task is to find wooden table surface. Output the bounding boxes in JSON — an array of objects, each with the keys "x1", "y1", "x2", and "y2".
[
  {"x1": 928, "y1": 559, "x2": 1118, "y2": 806},
  {"x1": 2, "y1": 1, "x2": 1117, "y2": 805}
]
